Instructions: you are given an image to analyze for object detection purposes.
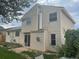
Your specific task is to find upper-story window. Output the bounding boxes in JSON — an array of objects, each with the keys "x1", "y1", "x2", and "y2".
[
  {"x1": 8, "y1": 32, "x2": 10, "y2": 35},
  {"x1": 26, "y1": 17, "x2": 31, "y2": 25},
  {"x1": 15, "y1": 31, "x2": 19, "y2": 36},
  {"x1": 49, "y1": 12, "x2": 57, "y2": 22}
]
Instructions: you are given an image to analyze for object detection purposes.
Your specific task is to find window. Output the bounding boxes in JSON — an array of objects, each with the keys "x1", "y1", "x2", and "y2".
[
  {"x1": 15, "y1": 31, "x2": 19, "y2": 36},
  {"x1": 26, "y1": 17, "x2": 31, "y2": 25},
  {"x1": 51, "y1": 34, "x2": 56, "y2": 45},
  {"x1": 8, "y1": 32, "x2": 10, "y2": 35},
  {"x1": 24, "y1": 33, "x2": 30, "y2": 46},
  {"x1": 49, "y1": 12, "x2": 57, "y2": 22}
]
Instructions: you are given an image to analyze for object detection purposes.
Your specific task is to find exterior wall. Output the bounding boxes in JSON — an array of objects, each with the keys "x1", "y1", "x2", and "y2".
[
  {"x1": 60, "y1": 11, "x2": 74, "y2": 44},
  {"x1": 21, "y1": 5, "x2": 62, "y2": 51},
  {"x1": 22, "y1": 5, "x2": 38, "y2": 32},
  {"x1": 0, "y1": 31, "x2": 6, "y2": 43},
  {"x1": 40, "y1": 6, "x2": 62, "y2": 51},
  {"x1": 21, "y1": 5, "x2": 38, "y2": 47},
  {"x1": 21, "y1": 4, "x2": 74, "y2": 51},
  {"x1": 6, "y1": 31, "x2": 21, "y2": 43},
  {"x1": 30, "y1": 31, "x2": 45, "y2": 51},
  {"x1": 19, "y1": 31, "x2": 25, "y2": 46}
]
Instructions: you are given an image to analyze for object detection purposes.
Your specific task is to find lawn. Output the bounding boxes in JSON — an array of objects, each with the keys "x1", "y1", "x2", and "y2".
[
  {"x1": 0, "y1": 46, "x2": 58, "y2": 59},
  {"x1": 0, "y1": 47, "x2": 26, "y2": 59}
]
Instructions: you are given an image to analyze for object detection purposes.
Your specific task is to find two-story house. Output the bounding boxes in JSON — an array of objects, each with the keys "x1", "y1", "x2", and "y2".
[{"x1": 6, "y1": 4, "x2": 75, "y2": 51}]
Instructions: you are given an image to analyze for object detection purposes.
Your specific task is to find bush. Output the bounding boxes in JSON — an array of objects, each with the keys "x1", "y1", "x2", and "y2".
[
  {"x1": 64, "y1": 46, "x2": 76, "y2": 57},
  {"x1": 0, "y1": 42, "x2": 22, "y2": 49},
  {"x1": 57, "y1": 45, "x2": 65, "y2": 57},
  {"x1": 21, "y1": 50, "x2": 42, "y2": 59},
  {"x1": 58, "y1": 30, "x2": 79, "y2": 58}
]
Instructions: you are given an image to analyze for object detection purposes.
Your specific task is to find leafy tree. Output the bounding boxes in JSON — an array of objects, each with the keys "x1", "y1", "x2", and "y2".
[
  {"x1": 64, "y1": 30, "x2": 79, "y2": 57},
  {"x1": 0, "y1": 0, "x2": 37, "y2": 23},
  {"x1": 58, "y1": 29, "x2": 79, "y2": 58}
]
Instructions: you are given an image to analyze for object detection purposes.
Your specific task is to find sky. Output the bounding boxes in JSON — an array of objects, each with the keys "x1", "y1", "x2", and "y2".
[{"x1": 1, "y1": 0, "x2": 79, "y2": 29}]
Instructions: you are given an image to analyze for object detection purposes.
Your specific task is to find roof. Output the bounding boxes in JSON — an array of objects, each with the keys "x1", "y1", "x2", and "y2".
[
  {"x1": 0, "y1": 26, "x2": 6, "y2": 31},
  {"x1": 6, "y1": 27, "x2": 21, "y2": 31},
  {"x1": 61, "y1": 8, "x2": 75, "y2": 24},
  {"x1": 21, "y1": 3, "x2": 75, "y2": 24}
]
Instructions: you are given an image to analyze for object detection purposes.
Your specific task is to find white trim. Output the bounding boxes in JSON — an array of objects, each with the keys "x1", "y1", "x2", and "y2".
[{"x1": 39, "y1": 13, "x2": 43, "y2": 29}]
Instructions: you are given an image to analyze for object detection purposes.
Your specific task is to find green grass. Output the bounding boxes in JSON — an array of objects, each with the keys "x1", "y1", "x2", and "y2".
[{"x1": 0, "y1": 47, "x2": 26, "y2": 59}]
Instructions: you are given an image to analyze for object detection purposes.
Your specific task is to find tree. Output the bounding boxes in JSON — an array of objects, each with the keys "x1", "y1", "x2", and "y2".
[
  {"x1": 58, "y1": 29, "x2": 79, "y2": 58},
  {"x1": 64, "y1": 30, "x2": 77, "y2": 57},
  {"x1": 0, "y1": 0, "x2": 37, "y2": 23},
  {"x1": 64, "y1": 29, "x2": 79, "y2": 57}
]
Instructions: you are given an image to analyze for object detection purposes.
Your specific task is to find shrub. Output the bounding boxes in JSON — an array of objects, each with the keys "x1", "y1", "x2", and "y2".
[
  {"x1": 63, "y1": 30, "x2": 78, "y2": 58},
  {"x1": 21, "y1": 50, "x2": 42, "y2": 59},
  {"x1": 57, "y1": 45, "x2": 65, "y2": 57},
  {"x1": 0, "y1": 42, "x2": 22, "y2": 49}
]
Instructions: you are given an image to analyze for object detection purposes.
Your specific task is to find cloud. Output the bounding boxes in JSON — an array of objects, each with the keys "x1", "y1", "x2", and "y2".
[
  {"x1": 72, "y1": 0, "x2": 79, "y2": 3},
  {"x1": 1, "y1": 20, "x2": 22, "y2": 28},
  {"x1": 37, "y1": 0, "x2": 61, "y2": 5}
]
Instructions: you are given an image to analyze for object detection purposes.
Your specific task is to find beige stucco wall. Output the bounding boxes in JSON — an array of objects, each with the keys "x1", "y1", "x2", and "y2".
[
  {"x1": 19, "y1": 31, "x2": 25, "y2": 46},
  {"x1": 60, "y1": 11, "x2": 74, "y2": 44},
  {"x1": 21, "y1": 5, "x2": 41, "y2": 49},
  {"x1": 6, "y1": 31, "x2": 21, "y2": 43},
  {"x1": 40, "y1": 6, "x2": 62, "y2": 51},
  {"x1": 22, "y1": 5, "x2": 38, "y2": 32},
  {"x1": 30, "y1": 31, "x2": 45, "y2": 51}
]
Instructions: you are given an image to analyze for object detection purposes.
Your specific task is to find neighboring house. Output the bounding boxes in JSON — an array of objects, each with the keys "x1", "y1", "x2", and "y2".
[
  {"x1": 6, "y1": 27, "x2": 21, "y2": 43},
  {"x1": 0, "y1": 26, "x2": 6, "y2": 43},
  {"x1": 6, "y1": 4, "x2": 75, "y2": 51}
]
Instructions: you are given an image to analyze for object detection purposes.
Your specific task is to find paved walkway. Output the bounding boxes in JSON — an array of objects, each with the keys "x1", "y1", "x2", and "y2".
[{"x1": 9, "y1": 47, "x2": 29, "y2": 53}]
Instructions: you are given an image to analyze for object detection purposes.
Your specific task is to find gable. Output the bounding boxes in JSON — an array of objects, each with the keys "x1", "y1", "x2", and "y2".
[
  {"x1": 21, "y1": 3, "x2": 75, "y2": 24},
  {"x1": 21, "y1": 3, "x2": 38, "y2": 21}
]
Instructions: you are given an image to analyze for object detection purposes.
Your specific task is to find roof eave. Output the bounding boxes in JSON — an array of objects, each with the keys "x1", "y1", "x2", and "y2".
[{"x1": 61, "y1": 8, "x2": 75, "y2": 24}]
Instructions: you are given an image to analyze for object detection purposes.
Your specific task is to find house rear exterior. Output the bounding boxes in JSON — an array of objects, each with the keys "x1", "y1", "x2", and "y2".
[
  {"x1": 6, "y1": 27, "x2": 21, "y2": 43},
  {"x1": 6, "y1": 4, "x2": 75, "y2": 51}
]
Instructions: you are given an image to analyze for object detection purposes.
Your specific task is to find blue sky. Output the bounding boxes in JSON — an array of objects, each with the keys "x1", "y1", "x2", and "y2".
[{"x1": 1, "y1": 0, "x2": 79, "y2": 29}]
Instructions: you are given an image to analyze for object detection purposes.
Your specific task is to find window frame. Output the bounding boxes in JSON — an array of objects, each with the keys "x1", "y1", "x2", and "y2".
[
  {"x1": 49, "y1": 12, "x2": 57, "y2": 22},
  {"x1": 51, "y1": 34, "x2": 56, "y2": 45},
  {"x1": 26, "y1": 17, "x2": 31, "y2": 25},
  {"x1": 8, "y1": 32, "x2": 10, "y2": 35},
  {"x1": 15, "y1": 31, "x2": 20, "y2": 37}
]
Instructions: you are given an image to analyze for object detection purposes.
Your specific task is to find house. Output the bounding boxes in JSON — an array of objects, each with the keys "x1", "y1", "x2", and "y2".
[
  {"x1": 6, "y1": 4, "x2": 75, "y2": 51},
  {"x1": 20, "y1": 4, "x2": 75, "y2": 51},
  {"x1": 6, "y1": 27, "x2": 21, "y2": 43},
  {"x1": 0, "y1": 26, "x2": 6, "y2": 43}
]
